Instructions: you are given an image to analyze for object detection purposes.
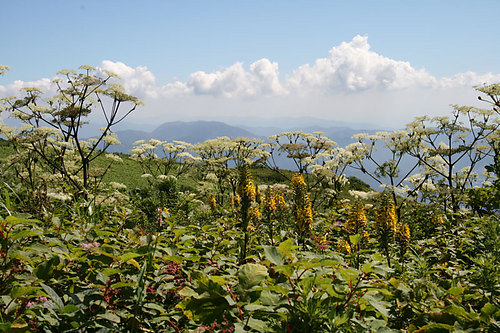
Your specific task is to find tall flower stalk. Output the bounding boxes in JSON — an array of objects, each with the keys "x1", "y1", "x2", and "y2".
[
  {"x1": 236, "y1": 164, "x2": 257, "y2": 264},
  {"x1": 344, "y1": 199, "x2": 370, "y2": 268},
  {"x1": 291, "y1": 173, "x2": 313, "y2": 247},
  {"x1": 375, "y1": 193, "x2": 397, "y2": 266}
]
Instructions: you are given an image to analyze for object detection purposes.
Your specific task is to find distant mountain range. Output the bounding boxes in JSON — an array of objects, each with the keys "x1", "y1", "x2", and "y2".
[
  {"x1": 109, "y1": 120, "x2": 378, "y2": 154},
  {"x1": 109, "y1": 121, "x2": 256, "y2": 153}
]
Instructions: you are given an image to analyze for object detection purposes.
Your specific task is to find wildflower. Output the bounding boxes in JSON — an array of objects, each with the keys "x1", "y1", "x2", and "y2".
[
  {"x1": 81, "y1": 243, "x2": 93, "y2": 250},
  {"x1": 291, "y1": 173, "x2": 313, "y2": 242},
  {"x1": 375, "y1": 193, "x2": 398, "y2": 266},
  {"x1": 109, "y1": 182, "x2": 127, "y2": 190},
  {"x1": 432, "y1": 214, "x2": 445, "y2": 225},
  {"x1": 245, "y1": 182, "x2": 256, "y2": 200},
  {"x1": 255, "y1": 185, "x2": 262, "y2": 204},
  {"x1": 337, "y1": 239, "x2": 351, "y2": 254},
  {"x1": 345, "y1": 200, "x2": 368, "y2": 236},
  {"x1": 396, "y1": 223, "x2": 410, "y2": 253},
  {"x1": 208, "y1": 195, "x2": 217, "y2": 211},
  {"x1": 314, "y1": 235, "x2": 329, "y2": 251},
  {"x1": 103, "y1": 133, "x2": 121, "y2": 145},
  {"x1": 231, "y1": 195, "x2": 240, "y2": 207},
  {"x1": 248, "y1": 206, "x2": 261, "y2": 222},
  {"x1": 375, "y1": 195, "x2": 397, "y2": 238},
  {"x1": 81, "y1": 242, "x2": 100, "y2": 249}
]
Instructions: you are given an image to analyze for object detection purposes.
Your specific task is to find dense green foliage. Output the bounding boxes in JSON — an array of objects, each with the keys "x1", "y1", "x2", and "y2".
[{"x1": 0, "y1": 67, "x2": 499, "y2": 332}]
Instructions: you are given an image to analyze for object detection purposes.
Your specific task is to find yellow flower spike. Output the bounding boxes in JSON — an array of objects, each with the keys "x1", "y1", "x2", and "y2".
[
  {"x1": 232, "y1": 195, "x2": 241, "y2": 207},
  {"x1": 208, "y1": 195, "x2": 217, "y2": 211},
  {"x1": 248, "y1": 206, "x2": 261, "y2": 222},
  {"x1": 396, "y1": 223, "x2": 411, "y2": 249},
  {"x1": 338, "y1": 239, "x2": 351, "y2": 254}
]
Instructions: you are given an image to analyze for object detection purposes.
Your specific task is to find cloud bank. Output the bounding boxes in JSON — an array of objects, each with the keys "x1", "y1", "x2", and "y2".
[{"x1": 2, "y1": 35, "x2": 500, "y2": 127}]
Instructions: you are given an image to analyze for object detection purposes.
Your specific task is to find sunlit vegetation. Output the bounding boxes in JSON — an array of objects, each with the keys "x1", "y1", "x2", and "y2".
[{"x1": 0, "y1": 66, "x2": 499, "y2": 332}]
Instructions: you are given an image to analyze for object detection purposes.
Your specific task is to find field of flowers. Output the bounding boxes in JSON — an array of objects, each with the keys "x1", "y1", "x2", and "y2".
[{"x1": 0, "y1": 66, "x2": 499, "y2": 332}]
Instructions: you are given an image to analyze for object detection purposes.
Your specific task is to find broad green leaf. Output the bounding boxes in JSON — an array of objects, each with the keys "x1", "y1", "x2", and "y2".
[
  {"x1": 481, "y1": 303, "x2": 497, "y2": 316},
  {"x1": 415, "y1": 323, "x2": 454, "y2": 332},
  {"x1": 35, "y1": 256, "x2": 60, "y2": 280},
  {"x1": 447, "y1": 286, "x2": 464, "y2": 297},
  {"x1": 111, "y1": 282, "x2": 136, "y2": 289},
  {"x1": 238, "y1": 263, "x2": 268, "y2": 290},
  {"x1": 62, "y1": 304, "x2": 79, "y2": 314},
  {"x1": 178, "y1": 287, "x2": 198, "y2": 298},
  {"x1": 11, "y1": 229, "x2": 42, "y2": 241},
  {"x1": 10, "y1": 286, "x2": 38, "y2": 299},
  {"x1": 349, "y1": 233, "x2": 362, "y2": 246},
  {"x1": 363, "y1": 292, "x2": 390, "y2": 318},
  {"x1": 278, "y1": 238, "x2": 295, "y2": 259},
  {"x1": 263, "y1": 246, "x2": 284, "y2": 265}
]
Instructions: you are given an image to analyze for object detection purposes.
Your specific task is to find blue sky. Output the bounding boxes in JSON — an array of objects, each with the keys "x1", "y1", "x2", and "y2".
[{"x1": 1, "y1": 0, "x2": 500, "y2": 127}]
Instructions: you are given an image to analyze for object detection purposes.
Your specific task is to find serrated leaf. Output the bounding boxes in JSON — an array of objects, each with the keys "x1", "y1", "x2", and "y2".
[{"x1": 278, "y1": 238, "x2": 295, "y2": 259}]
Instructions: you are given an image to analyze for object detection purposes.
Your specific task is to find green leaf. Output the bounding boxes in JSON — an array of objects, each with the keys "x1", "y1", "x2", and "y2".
[
  {"x1": 9, "y1": 317, "x2": 28, "y2": 331},
  {"x1": 40, "y1": 283, "x2": 64, "y2": 312},
  {"x1": 447, "y1": 286, "x2": 464, "y2": 297},
  {"x1": 337, "y1": 267, "x2": 358, "y2": 282},
  {"x1": 5, "y1": 216, "x2": 37, "y2": 226},
  {"x1": 363, "y1": 292, "x2": 390, "y2": 318},
  {"x1": 98, "y1": 311, "x2": 121, "y2": 323},
  {"x1": 118, "y1": 252, "x2": 143, "y2": 262},
  {"x1": 135, "y1": 260, "x2": 148, "y2": 305},
  {"x1": 278, "y1": 238, "x2": 295, "y2": 259},
  {"x1": 178, "y1": 287, "x2": 198, "y2": 298},
  {"x1": 238, "y1": 263, "x2": 268, "y2": 290},
  {"x1": 263, "y1": 246, "x2": 284, "y2": 265},
  {"x1": 11, "y1": 229, "x2": 42, "y2": 241},
  {"x1": 481, "y1": 303, "x2": 497, "y2": 316},
  {"x1": 349, "y1": 233, "x2": 362, "y2": 246},
  {"x1": 10, "y1": 286, "x2": 38, "y2": 299},
  {"x1": 35, "y1": 256, "x2": 60, "y2": 280},
  {"x1": 62, "y1": 304, "x2": 79, "y2": 314},
  {"x1": 111, "y1": 282, "x2": 136, "y2": 289},
  {"x1": 143, "y1": 302, "x2": 166, "y2": 314},
  {"x1": 415, "y1": 322, "x2": 454, "y2": 332},
  {"x1": 245, "y1": 317, "x2": 269, "y2": 331}
]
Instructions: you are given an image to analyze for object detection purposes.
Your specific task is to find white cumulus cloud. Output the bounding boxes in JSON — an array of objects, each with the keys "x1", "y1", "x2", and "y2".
[
  {"x1": 186, "y1": 58, "x2": 285, "y2": 98},
  {"x1": 286, "y1": 35, "x2": 438, "y2": 94}
]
